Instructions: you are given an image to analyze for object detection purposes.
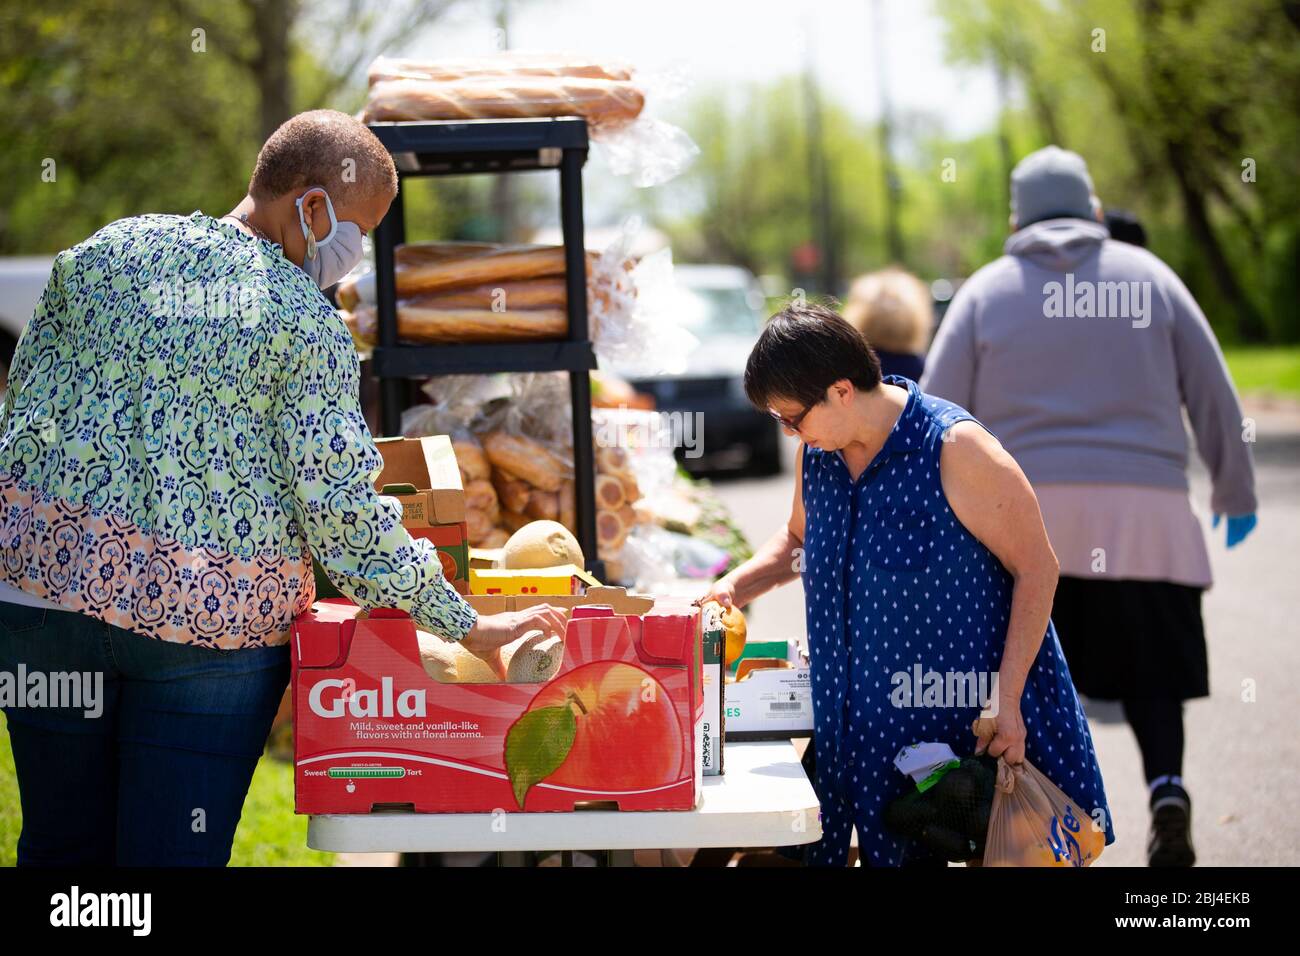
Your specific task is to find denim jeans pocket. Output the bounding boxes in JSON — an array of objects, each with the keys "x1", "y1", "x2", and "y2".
[{"x1": 0, "y1": 602, "x2": 48, "y2": 634}]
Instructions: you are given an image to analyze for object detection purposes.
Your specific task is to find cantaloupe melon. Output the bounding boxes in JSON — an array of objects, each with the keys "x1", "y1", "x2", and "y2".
[
  {"x1": 501, "y1": 519, "x2": 584, "y2": 570},
  {"x1": 416, "y1": 628, "x2": 564, "y2": 684},
  {"x1": 502, "y1": 629, "x2": 564, "y2": 683}
]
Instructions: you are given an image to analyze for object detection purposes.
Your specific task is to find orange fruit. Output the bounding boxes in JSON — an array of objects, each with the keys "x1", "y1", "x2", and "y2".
[{"x1": 720, "y1": 603, "x2": 747, "y2": 668}]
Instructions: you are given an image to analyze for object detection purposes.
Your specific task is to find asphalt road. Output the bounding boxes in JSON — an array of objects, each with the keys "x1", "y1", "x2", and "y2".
[{"x1": 709, "y1": 399, "x2": 1300, "y2": 866}]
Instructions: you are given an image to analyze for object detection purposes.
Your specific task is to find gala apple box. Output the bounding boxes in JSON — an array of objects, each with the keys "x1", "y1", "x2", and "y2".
[{"x1": 292, "y1": 596, "x2": 708, "y2": 814}]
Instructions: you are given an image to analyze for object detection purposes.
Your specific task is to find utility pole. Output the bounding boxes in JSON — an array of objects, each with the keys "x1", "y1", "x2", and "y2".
[
  {"x1": 802, "y1": 30, "x2": 837, "y2": 295},
  {"x1": 994, "y1": 57, "x2": 1014, "y2": 220},
  {"x1": 490, "y1": 0, "x2": 516, "y2": 242},
  {"x1": 872, "y1": 0, "x2": 904, "y2": 264}
]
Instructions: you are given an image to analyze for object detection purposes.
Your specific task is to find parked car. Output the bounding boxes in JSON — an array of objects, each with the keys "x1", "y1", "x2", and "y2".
[{"x1": 623, "y1": 264, "x2": 782, "y2": 477}]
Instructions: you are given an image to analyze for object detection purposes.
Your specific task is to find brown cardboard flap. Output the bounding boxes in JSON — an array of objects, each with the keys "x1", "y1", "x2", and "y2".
[
  {"x1": 374, "y1": 435, "x2": 465, "y2": 524},
  {"x1": 469, "y1": 547, "x2": 504, "y2": 569},
  {"x1": 733, "y1": 658, "x2": 793, "y2": 682},
  {"x1": 464, "y1": 586, "x2": 654, "y2": 616}
]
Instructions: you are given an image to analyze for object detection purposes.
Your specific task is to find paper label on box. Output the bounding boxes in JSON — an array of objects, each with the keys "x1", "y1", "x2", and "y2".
[{"x1": 725, "y1": 668, "x2": 813, "y2": 735}]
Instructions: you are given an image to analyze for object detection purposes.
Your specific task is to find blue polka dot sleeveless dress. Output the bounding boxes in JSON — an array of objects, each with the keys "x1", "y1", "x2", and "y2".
[{"x1": 800, "y1": 376, "x2": 1116, "y2": 866}]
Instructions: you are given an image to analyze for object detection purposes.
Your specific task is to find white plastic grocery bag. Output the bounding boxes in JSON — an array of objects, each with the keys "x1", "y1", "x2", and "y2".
[{"x1": 984, "y1": 757, "x2": 1106, "y2": 867}]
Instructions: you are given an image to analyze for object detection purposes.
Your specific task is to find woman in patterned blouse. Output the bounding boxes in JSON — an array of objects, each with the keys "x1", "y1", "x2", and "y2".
[{"x1": 0, "y1": 110, "x2": 567, "y2": 866}]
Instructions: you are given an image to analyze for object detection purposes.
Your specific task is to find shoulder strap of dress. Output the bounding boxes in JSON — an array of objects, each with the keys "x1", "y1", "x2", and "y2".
[{"x1": 922, "y1": 398, "x2": 987, "y2": 473}]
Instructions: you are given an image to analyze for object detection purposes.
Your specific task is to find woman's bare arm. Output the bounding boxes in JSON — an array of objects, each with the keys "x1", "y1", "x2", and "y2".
[
  {"x1": 699, "y1": 444, "x2": 805, "y2": 607},
  {"x1": 940, "y1": 421, "x2": 1058, "y2": 757}
]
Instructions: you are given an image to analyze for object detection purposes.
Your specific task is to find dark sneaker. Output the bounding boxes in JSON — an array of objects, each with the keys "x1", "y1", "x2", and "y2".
[{"x1": 1148, "y1": 783, "x2": 1196, "y2": 867}]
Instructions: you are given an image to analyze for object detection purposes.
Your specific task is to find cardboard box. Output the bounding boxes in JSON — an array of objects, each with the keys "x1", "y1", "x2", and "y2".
[
  {"x1": 724, "y1": 652, "x2": 814, "y2": 742},
  {"x1": 468, "y1": 547, "x2": 502, "y2": 570},
  {"x1": 374, "y1": 435, "x2": 465, "y2": 525},
  {"x1": 293, "y1": 591, "x2": 704, "y2": 814},
  {"x1": 370, "y1": 435, "x2": 468, "y2": 592},
  {"x1": 701, "y1": 622, "x2": 724, "y2": 775},
  {"x1": 413, "y1": 521, "x2": 469, "y2": 593},
  {"x1": 464, "y1": 585, "x2": 654, "y2": 616},
  {"x1": 469, "y1": 564, "x2": 602, "y2": 596}
]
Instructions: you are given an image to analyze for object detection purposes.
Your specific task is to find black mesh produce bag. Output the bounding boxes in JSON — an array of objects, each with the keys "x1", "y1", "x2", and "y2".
[{"x1": 883, "y1": 754, "x2": 999, "y2": 862}]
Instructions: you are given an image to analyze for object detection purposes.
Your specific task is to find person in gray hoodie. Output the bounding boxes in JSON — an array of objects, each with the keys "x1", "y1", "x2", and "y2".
[{"x1": 922, "y1": 145, "x2": 1258, "y2": 867}]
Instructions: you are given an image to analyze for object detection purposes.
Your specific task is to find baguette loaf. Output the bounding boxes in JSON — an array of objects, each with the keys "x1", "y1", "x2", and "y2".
[
  {"x1": 351, "y1": 304, "x2": 566, "y2": 344},
  {"x1": 463, "y1": 479, "x2": 500, "y2": 522},
  {"x1": 491, "y1": 470, "x2": 532, "y2": 514},
  {"x1": 368, "y1": 53, "x2": 634, "y2": 85},
  {"x1": 482, "y1": 432, "x2": 569, "y2": 492},
  {"x1": 396, "y1": 245, "x2": 568, "y2": 296},
  {"x1": 364, "y1": 77, "x2": 644, "y2": 131},
  {"x1": 403, "y1": 278, "x2": 567, "y2": 311},
  {"x1": 524, "y1": 488, "x2": 560, "y2": 521},
  {"x1": 395, "y1": 241, "x2": 535, "y2": 267},
  {"x1": 558, "y1": 479, "x2": 576, "y2": 534},
  {"x1": 453, "y1": 440, "x2": 491, "y2": 482},
  {"x1": 466, "y1": 507, "x2": 498, "y2": 545},
  {"x1": 595, "y1": 472, "x2": 626, "y2": 510}
]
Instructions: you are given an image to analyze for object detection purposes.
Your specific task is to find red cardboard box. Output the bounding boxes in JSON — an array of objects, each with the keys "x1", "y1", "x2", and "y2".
[{"x1": 293, "y1": 597, "x2": 704, "y2": 814}]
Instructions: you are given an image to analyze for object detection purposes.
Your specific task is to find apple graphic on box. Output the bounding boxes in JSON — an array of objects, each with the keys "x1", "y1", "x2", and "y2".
[{"x1": 504, "y1": 661, "x2": 685, "y2": 808}]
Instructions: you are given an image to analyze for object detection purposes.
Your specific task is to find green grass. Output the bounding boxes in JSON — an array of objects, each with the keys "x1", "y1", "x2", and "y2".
[
  {"x1": 0, "y1": 714, "x2": 18, "y2": 866},
  {"x1": 1223, "y1": 345, "x2": 1300, "y2": 399},
  {"x1": 230, "y1": 749, "x2": 334, "y2": 867},
  {"x1": 0, "y1": 711, "x2": 333, "y2": 867}
]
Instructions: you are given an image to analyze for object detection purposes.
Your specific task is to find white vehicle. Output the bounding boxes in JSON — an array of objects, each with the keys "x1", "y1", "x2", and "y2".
[{"x1": 620, "y1": 264, "x2": 782, "y2": 476}]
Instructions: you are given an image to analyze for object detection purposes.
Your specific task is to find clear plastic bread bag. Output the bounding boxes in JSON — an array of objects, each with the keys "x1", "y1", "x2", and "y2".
[
  {"x1": 590, "y1": 218, "x2": 698, "y2": 376},
  {"x1": 401, "y1": 373, "x2": 513, "y2": 438},
  {"x1": 983, "y1": 757, "x2": 1106, "y2": 867},
  {"x1": 367, "y1": 53, "x2": 636, "y2": 84},
  {"x1": 364, "y1": 53, "x2": 698, "y2": 187}
]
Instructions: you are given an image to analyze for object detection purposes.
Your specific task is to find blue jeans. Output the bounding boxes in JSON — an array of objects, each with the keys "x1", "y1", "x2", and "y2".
[{"x1": 0, "y1": 602, "x2": 289, "y2": 866}]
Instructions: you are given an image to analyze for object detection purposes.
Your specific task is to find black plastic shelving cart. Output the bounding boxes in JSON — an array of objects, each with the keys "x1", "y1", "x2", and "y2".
[{"x1": 366, "y1": 117, "x2": 602, "y2": 578}]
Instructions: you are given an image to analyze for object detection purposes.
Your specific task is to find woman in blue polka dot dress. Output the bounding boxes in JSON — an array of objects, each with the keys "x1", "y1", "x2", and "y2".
[{"x1": 699, "y1": 304, "x2": 1115, "y2": 866}]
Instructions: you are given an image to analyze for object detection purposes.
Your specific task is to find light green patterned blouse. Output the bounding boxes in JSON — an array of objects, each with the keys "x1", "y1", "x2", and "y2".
[{"x1": 0, "y1": 212, "x2": 477, "y2": 648}]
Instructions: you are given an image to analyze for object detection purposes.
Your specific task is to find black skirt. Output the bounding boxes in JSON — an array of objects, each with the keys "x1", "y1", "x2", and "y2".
[{"x1": 1050, "y1": 575, "x2": 1208, "y2": 701}]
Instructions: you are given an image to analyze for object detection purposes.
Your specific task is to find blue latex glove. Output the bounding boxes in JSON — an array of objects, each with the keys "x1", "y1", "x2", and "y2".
[{"x1": 1212, "y1": 512, "x2": 1257, "y2": 548}]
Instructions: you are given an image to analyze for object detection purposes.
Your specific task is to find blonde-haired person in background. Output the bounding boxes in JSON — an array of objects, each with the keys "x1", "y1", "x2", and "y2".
[{"x1": 842, "y1": 267, "x2": 934, "y2": 382}]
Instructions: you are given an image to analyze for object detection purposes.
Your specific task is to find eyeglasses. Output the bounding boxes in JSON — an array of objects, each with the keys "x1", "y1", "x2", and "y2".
[{"x1": 769, "y1": 402, "x2": 815, "y2": 434}]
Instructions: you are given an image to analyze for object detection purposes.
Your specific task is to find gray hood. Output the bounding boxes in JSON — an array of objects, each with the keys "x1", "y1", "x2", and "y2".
[{"x1": 1003, "y1": 217, "x2": 1110, "y2": 272}]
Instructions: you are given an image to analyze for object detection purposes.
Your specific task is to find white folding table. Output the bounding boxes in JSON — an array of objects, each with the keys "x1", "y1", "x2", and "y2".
[{"x1": 307, "y1": 740, "x2": 820, "y2": 866}]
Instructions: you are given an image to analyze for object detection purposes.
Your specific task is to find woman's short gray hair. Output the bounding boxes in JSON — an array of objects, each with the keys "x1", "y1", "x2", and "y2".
[{"x1": 249, "y1": 109, "x2": 397, "y2": 204}]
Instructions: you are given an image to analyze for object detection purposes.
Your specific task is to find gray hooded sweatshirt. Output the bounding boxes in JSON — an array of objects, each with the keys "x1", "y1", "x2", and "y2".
[{"x1": 921, "y1": 218, "x2": 1257, "y2": 516}]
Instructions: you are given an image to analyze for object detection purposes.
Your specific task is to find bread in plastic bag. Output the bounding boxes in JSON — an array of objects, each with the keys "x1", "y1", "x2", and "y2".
[
  {"x1": 362, "y1": 53, "x2": 697, "y2": 186},
  {"x1": 340, "y1": 240, "x2": 630, "y2": 346},
  {"x1": 364, "y1": 76, "x2": 645, "y2": 132},
  {"x1": 351, "y1": 303, "x2": 567, "y2": 344},
  {"x1": 368, "y1": 52, "x2": 634, "y2": 84},
  {"x1": 984, "y1": 756, "x2": 1106, "y2": 867}
]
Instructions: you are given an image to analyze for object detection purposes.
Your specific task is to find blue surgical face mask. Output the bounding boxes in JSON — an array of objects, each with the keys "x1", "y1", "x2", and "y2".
[{"x1": 295, "y1": 187, "x2": 364, "y2": 289}]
